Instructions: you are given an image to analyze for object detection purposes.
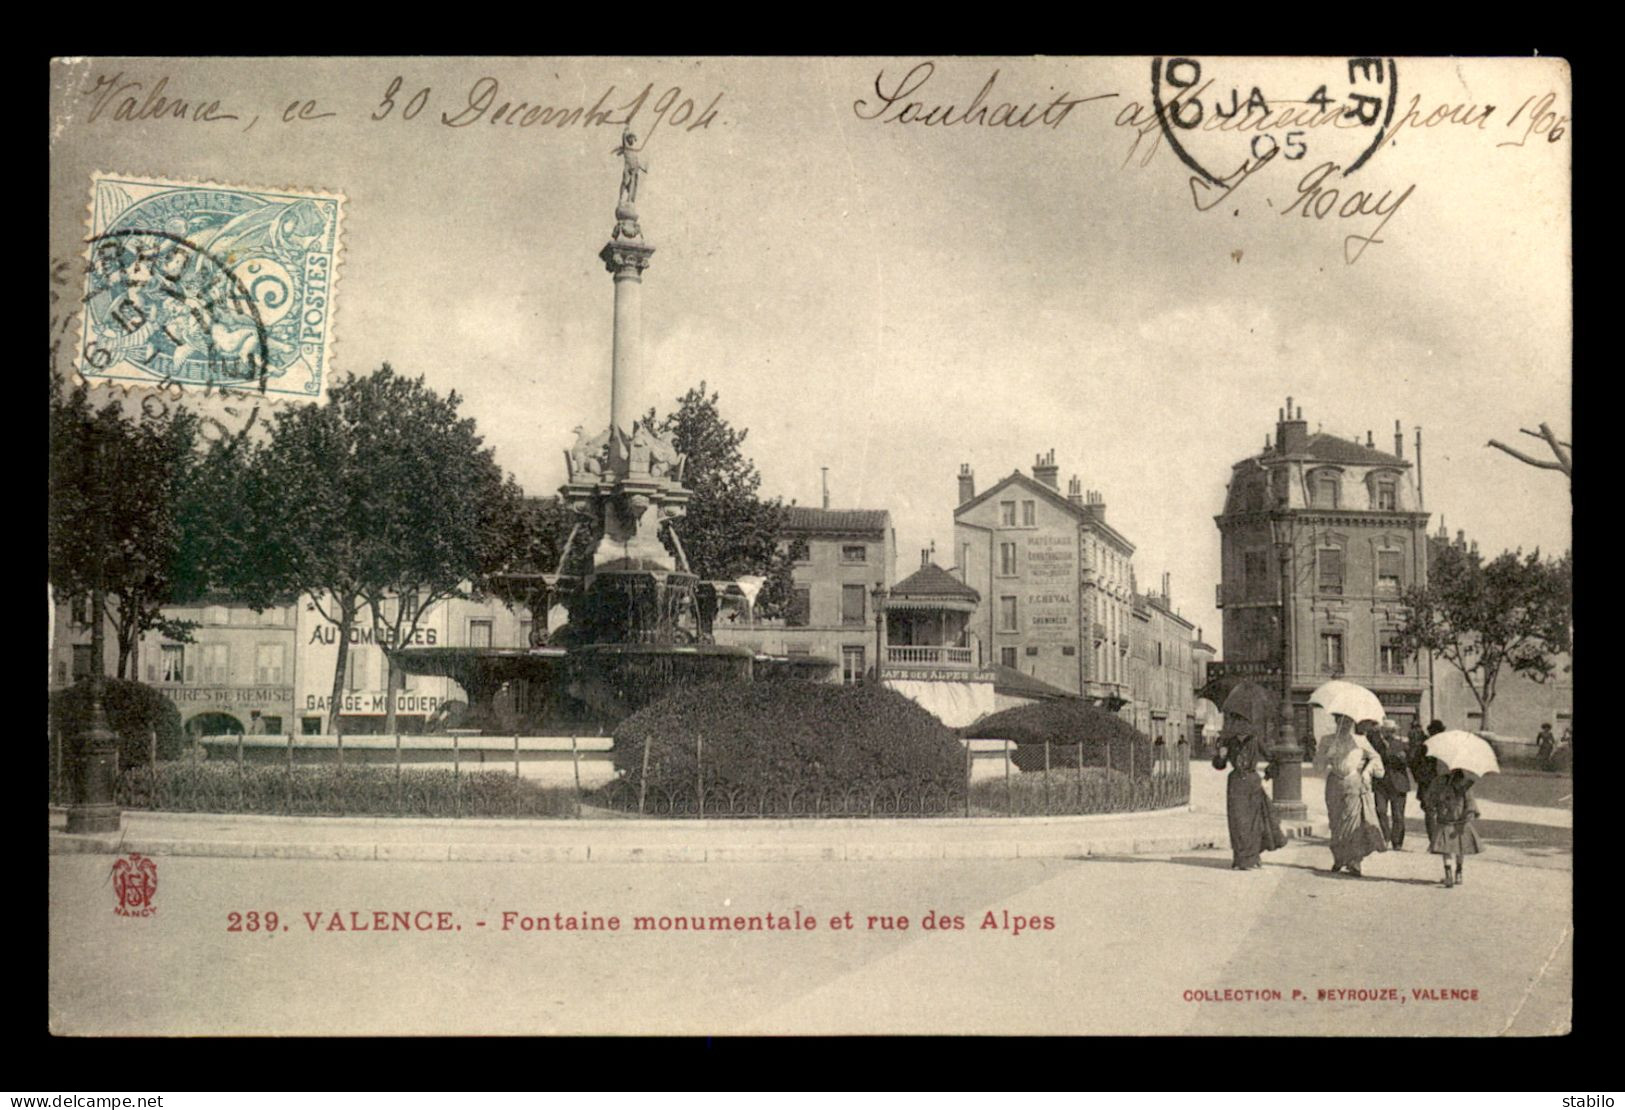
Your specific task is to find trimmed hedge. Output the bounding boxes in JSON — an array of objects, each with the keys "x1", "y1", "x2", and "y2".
[
  {"x1": 964, "y1": 699, "x2": 1154, "y2": 774},
  {"x1": 49, "y1": 678, "x2": 184, "y2": 770},
  {"x1": 610, "y1": 681, "x2": 964, "y2": 798},
  {"x1": 116, "y1": 763, "x2": 580, "y2": 818}
]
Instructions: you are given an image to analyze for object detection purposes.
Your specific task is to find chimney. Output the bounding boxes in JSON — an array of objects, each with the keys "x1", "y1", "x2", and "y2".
[
  {"x1": 1275, "y1": 396, "x2": 1308, "y2": 454},
  {"x1": 1162, "y1": 571, "x2": 1171, "y2": 601},
  {"x1": 1067, "y1": 475, "x2": 1084, "y2": 506},
  {"x1": 821, "y1": 466, "x2": 830, "y2": 510},
  {"x1": 1033, "y1": 448, "x2": 1059, "y2": 490},
  {"x1": 921, "y1": 548, "x2": 931, "y2": 568},
  {"x1": 1394, "y1": 420, "x2": 1404, "y2": 459},
  {"x1": 1087, "y1": 489, "x2": 1107, "y2": 521},
  {"x1": 1366, "y1": 430, "x2": 1374, "y2": 448},
  {"x1": 957, "y1": 463, "x2": 975, "y2": 505}
]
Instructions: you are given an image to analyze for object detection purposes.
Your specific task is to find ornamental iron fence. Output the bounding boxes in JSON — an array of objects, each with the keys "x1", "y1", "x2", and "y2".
[{"x1": 51, "y1": 730, "x2": 1191, "y2": 819}]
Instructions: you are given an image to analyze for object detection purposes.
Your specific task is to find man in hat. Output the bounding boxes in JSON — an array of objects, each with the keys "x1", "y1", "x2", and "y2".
[
  {"x1": 1412, "y1": 719, "x2": 1447, "y2": 844},
  {"x1": 1369, "y1": 718, "x2": 1413, "y2": 849}
]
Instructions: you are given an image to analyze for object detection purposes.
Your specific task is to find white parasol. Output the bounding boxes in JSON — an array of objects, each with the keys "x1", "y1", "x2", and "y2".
[
  {"x1": 1308, "y1": 679, "x2": 1385, "y2": 726},
  {"x1": 1421, "y1": 730, "x2": 1501, "y2": 779}
]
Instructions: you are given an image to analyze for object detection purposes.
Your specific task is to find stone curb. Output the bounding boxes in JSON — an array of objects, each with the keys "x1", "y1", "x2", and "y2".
[{"x1": 48, "y1": 829, "x2": 1230, "y2": 864}]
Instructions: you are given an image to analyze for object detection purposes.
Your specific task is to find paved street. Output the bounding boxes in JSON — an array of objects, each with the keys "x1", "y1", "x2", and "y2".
[{"x1": 49, "y1": 769, "x2": 1570, "y2": 1036}]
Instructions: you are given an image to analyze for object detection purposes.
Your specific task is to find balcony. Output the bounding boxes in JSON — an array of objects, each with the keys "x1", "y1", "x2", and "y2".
[{"x1": 886, "y1": 645, "x2": 976, "y2": 667}]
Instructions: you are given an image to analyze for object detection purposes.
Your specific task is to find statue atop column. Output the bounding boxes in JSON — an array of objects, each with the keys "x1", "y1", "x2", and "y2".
[{"x1": 612, "y1": 131, "x2": 647, "y2": 240}]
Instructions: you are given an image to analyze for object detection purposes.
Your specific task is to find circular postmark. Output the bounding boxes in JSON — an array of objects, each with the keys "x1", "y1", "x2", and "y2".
[
  {"x1": 83, "y1": 228, "x2": 271, "y2": 391},
  {"x1": 1150, "y1": 57, "x2": 1399, "y2": 184}
]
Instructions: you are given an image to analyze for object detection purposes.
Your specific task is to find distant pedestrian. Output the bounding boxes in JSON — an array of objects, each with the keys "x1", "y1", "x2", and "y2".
[
  {"x1": 1213, "y1": 730, "x2": 1286, "y2": 870},
  {"x1": 1370, "y1": 718, "x2": 1413, "y2": 849},
  {"x1": 1536, "y1": 723, "x2": 1556, "y2": 768},
  {"x1": 1426, "y1": 769, "x2": 1482, "y2": 888},
  {"x1": 1412, "y1": 719, "x2": 1446, "y2": 844},
  {"x1": 1313, "y1": 714, "x2": 1387, "y2": 876},
  {"x1": 247, "y1": 710, "x2": 266, "y2": 735}
]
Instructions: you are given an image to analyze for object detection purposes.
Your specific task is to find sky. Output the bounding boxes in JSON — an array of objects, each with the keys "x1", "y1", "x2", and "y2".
[{"x1": 49, "y1": 56, "x2": 1572, "y2": 651}]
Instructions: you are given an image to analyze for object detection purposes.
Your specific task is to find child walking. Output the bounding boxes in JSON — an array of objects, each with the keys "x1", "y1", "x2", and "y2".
[{"x1": 1425, "y1": 769, "x2": 1482, "y2": 887}]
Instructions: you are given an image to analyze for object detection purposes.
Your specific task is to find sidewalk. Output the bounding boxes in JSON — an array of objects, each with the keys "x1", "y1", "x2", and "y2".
[{"x1": 50, "y1": 762, "x2": 1576, "y2": 865}]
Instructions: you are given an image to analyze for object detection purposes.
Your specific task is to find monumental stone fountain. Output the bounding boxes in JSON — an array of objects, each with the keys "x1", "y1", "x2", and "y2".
[{"x1": 392, "y1": 133, "x2": 758, "y2": 731}]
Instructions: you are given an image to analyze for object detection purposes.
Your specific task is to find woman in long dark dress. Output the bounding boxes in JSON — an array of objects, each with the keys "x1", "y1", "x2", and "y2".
[{"x1": 1214, "y1": 732, "x2": 1287, "y2": 870}]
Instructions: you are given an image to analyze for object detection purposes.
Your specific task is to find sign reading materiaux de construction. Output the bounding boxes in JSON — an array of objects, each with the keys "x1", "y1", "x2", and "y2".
[{"x1": 1025, "y1": 535, "x2": 1076, "y2": 641}]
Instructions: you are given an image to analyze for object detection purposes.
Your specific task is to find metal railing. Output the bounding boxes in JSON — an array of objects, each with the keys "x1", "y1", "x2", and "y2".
[
  {"x1": 885, "y1": 645, "x2": 975, "y2": 666},
  {"x1": 52, "y1": 730, "x2": 1191, "y2": 820}
]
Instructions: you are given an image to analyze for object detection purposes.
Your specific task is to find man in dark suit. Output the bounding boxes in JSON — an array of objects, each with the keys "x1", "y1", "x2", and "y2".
[
  {"x1": 1412, "y1": 719, "x2": 1447, "y2": 844},
  {"x1": 1370, "y1": 718, "x2": 1413, "y2": 849}
]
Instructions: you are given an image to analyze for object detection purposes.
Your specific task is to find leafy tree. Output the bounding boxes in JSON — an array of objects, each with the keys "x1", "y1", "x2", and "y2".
[
  {"x1": 644, "y1": 383, "x2": 795, "y2": 616},
  {"x1": 236, "y1": 366, "x2": 531, "y2": 734},
  {"x1": 48, "y1": 373, "x2": 236, "y2": 678},
  {"x1": 1396, "y1": 540, "x2": 1573, "y2": 732},
  {"x1": 50, "y1": 677, "x2": 185, "y2": 769}
]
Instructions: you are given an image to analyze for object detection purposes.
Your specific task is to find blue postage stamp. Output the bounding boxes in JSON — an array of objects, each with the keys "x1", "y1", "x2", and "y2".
[{"x1": 78, "y1": 174, "x2": 344, "y2": 398}]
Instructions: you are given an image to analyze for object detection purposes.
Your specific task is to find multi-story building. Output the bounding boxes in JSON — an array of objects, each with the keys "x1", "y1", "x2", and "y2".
[
  {"x1": 953, "y1": 451, "x2": 1137, "y2": 709},
  {"x1": 713, "y1": 506, "x2": 895, "y2": 684},
  {"x1": 294, "y1": 593, "x2": 532, "y2": 734},
  {"x1": 50, "y1": 593, "x2": 301, "y2": 737},
  {"x1": 1214, "y1": 399, "x2": 1432, "y2": 738},
  {"x1": 50, "y1": 589, "x2": 534, "y2": 737},
  {"x1": 1130, "y1": 576, "x2": 1197, "y2": 745}
]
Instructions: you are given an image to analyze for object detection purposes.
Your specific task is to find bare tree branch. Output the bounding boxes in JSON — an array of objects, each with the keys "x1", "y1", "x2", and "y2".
[
  {"x1": 1538, "y1": 422, "x2": 1573, "y2": 474},
  {"x1": 1520, "y1": 427, "x2": 1572, "y2": 449},
  {"x1": 1487, "y1": 440, "x2": 1566, "y2": 471}
]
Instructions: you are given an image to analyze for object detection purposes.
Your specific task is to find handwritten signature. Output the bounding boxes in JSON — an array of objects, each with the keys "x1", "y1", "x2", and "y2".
[{"x1": 1191, "y1": 158, "x2": 1415, "y2": 265}]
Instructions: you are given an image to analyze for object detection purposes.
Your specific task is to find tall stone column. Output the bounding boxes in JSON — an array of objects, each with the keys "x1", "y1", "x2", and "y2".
[{"x1": 601, "y1": 238, "x2": 654, "y2": 436}]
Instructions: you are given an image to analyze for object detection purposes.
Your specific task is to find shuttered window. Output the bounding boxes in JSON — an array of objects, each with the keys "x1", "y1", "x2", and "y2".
[
  {"x1": 1377, "y1": 549, "x2": 1403, "y2": 593},
  {"x1": 1318, "y1": 548, "x2": 1344, "y2": 595},
  {"x1": 841, "y1": 585, "x2": 866, "y2": 625},
  {"x1": 787, "y1": 587, "x2": 811, "y2": 627}
]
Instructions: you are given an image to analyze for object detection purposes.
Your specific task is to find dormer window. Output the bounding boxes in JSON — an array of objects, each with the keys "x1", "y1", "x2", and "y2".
[
  {"x1": 1366, "y1": 469, "x2": 1402, "y2": 511},
  {"x1": 1310, "y1": 471, "x2": 1340, "y2": 509}
]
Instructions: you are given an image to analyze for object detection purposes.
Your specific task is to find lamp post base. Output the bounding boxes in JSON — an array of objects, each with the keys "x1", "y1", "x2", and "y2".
[
  {"x1": 1270, "y1": 743, "x2": 1309, "y2": 824},
  {"x1": 67, "y1": 718, "x2": 122, "y2": 835},
  {"x1": 1271, "y1": 799, "x2": 1310, "y2": 823},
  {"x1": 65, "y1": 803, "x2": 122, "y2": 835}
]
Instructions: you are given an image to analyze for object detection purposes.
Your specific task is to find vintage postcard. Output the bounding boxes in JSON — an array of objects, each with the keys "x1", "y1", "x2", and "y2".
[{"x1": 48, "y1": 56, "x2": 1572, "y2": 1036}]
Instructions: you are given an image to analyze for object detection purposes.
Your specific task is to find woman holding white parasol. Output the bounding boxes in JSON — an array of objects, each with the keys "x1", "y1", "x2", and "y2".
[
  {"x1": 1418, "y1": 730, "x2": 1499, "y2": 887},
  {"x1": 1310, "y1": 680, "x2": 1389, "y2": 876}
]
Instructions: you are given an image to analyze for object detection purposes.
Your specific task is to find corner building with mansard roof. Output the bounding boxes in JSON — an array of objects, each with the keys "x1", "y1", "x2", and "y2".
[{"x1": 1214, "y1": 399, "x2": 1432, "y2": 739}]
